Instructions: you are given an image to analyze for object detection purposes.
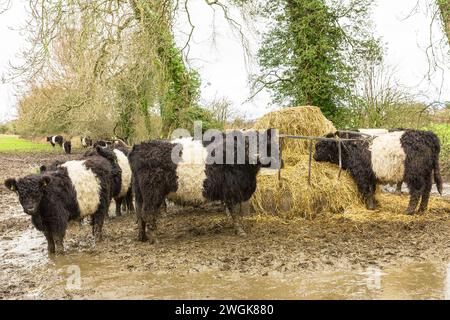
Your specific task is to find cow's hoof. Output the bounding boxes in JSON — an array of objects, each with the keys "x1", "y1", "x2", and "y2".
[
  {"x1": 138, "y1": 233, "x2": 148, "y2": 242},
  {"x1": 148, "y1": 231, "x2": 158, "y2": 244},
  {"x1": 405, "y1": 210, "x2": 414, "y2": 215},
  {"x1": 235, "y1": 228, "x2": 247, "y2": 237}
]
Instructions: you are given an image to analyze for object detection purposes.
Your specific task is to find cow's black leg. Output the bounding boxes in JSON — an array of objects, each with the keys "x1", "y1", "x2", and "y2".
[
  {"x1": 395, "y1": 182, "x2": 403, "y2": 195},
  {"x1": 363, "y1": 181, "x2": 377, "y2": 210},
  {"x1": 228, "y1": 203, "x2": 246, "y2": 236},
  {"x1": 92, "y1": 210, "x2": 105, "y2": 242},
  {"x1": 54, "y1": 233, "x2": 65, "y2": 255},
  {"x1": 126, "y1": 189, "x2": 134, "y2": 214},
  {"x1": 365, "y1": 193, "x2": 376, "y2": 210},
  {"x1": 141, "y1": 201, "x2": 159, "y2": 244},
  {"x1": 138, "y1": 216, "x2": 147, "y2": 242},
  {"x1": 135, "y1": 175, "x2": 166, "y2": 243},
  {"x1": 134, "y1": 181, "x2": 147, "y2": 241},
  {"x1": 351, "y1": 170, "x2": 377, "y2": 210},
  {"x1": 405, "y1": 175, "x2": 425, "y2": 215},
  {"x1": 44, "y1": 231, "x2": 55, "y2": 254},
  {"x1": 406, "y1": 191, "x2": 421, "y2": 215},
  {"x1": 115, "y1": 197, "x2": 122, "y2": 217},
  {"x1": 418, "y1": 174, "x2": 432, "y2": 213}
]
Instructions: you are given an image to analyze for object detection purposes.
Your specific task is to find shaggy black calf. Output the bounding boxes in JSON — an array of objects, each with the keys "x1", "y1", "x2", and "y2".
[
  {"x1": 84, "y1": 146, "x2": 134, "y2": 216},
  {"x1": 5, "y1": 156, "x2": 112, "y2": 254},
  {"x1": 63, "y1": 141, "x2": 72, "y2": 154},
  {"x1": 314, "y1": 129, "x2": 443, "y2": 214},
  {"x1": 46, "y1": 135, "x2": 63, "y2": 147},
  {"x1": 129, "y1": 129, "x2": 277, "y2": 243},
  {"x1": 81, "y1": 137, "x2": 93, "y2": 148}
]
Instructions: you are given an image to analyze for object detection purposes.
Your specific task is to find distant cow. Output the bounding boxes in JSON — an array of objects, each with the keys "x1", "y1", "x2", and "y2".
[
  {"x1": 93, "y1": 140, "x2": 113, "y2": 148},
  {"x1": 63, "y1": 141, "x2": 71, "y2": 154},
  {"x1": 81, "y1": 137, "x2": 93, "y2": 148},
  {"x1": 46, "y1": 135, "x2": 63, "y2": 147},
  {"x1": 314, "y1": 130, "x2": 443, "y2": 214},
  {"x1": 5, "y1": 156, "x2": 112, "y2": 254},
  {"x1": 84, "y1": 146, "x2": 134, "y2": 216},
  {"x1": 129, "y1": 129, "x2": 278, "y2": 243}
]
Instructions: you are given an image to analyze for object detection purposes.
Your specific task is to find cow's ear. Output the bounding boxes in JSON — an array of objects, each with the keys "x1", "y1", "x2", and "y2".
[
  {"x1": 4, "y1": 178, "x2": 17, "y2": 191},
  {"x1": 41, "y1": 176, "x2": 51, "y2": 188},
  {"x1": 325, "y1": 132, "x2": 335, "y2": 138},
  {"x1": 39, "y1": 165, "x2": 47, "y2": 173}
]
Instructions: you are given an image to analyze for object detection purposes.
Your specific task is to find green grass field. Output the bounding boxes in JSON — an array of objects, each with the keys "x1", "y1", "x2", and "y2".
[
  {"x1": 423, "y1": 124, "x2": 450, "y2": 177},
  {"x1": 0, "y1": 135, "x2": 58, "y2": 153}
]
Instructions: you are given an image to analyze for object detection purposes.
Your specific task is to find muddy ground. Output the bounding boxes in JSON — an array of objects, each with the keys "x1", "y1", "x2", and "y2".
[{"x1": 1, "y1": 152, "x2": 450, "y2": 299}]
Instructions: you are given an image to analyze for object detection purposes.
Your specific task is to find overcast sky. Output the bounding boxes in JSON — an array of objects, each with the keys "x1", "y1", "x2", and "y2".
[{"x1": 1, "y1": 0, "x2": 449, "y2": 123}]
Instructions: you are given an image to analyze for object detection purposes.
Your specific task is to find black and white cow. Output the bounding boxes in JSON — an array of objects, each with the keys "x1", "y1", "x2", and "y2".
[
  {"x1": 63, "y1": 141, "x2": 71, "y2": 154},
  {"x1": 5, "y1": 156, "x2": 112, "y2": 254},
  {"x1": 129, "y1": 129, "x2": 277, "y2": 243},
  {"x1": 46, "y1": 135, "x2": 63, "y2": 147},
  {"x1": 314, "y1": 129, "x2": 443, "y2": 214},
  {"x1": 84, "y1": 146, "x2": 134, "y2": 216},
  {"x1": 94, "y1": 140, "x2": 112, "y2": 148},
  {"x1": 81, "y1": 137, "x2": 93, "y2": 148}
]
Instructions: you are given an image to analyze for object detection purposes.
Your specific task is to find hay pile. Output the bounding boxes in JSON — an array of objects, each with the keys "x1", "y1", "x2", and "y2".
[
  {"x1": 252, "y1": 106, "x2": 336, "y2": 165},
  {"x1": 252, "y1": 157, "x2": 363, "y2": 218},
  {"x1": 250, "y1": 106, "x2": 450, "y2": 218},
  {"x1": 340, "y1": 193, "x2": 450, "y2": 223},
  {"x1": 251, "y1": 106, "x2": 363, "y2": 217}
]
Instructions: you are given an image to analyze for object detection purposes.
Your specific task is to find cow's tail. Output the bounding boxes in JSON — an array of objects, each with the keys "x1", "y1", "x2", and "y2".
[{"x1": 434, "y1": 158, "x2": 443, "y2": 196}]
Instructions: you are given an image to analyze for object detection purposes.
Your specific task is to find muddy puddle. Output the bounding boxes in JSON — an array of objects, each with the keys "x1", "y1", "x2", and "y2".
[
  {"x1": 2, "y1": 226, "x2": 449, "y2": 300},
  {"x1": 17, "y1": 248, "x2": 450, "y2": 299}
]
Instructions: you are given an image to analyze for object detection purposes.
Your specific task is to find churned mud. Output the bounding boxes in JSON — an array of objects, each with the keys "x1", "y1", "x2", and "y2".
[{"x1": 1, "y1": 152, "x2": 450, "y2": 299}]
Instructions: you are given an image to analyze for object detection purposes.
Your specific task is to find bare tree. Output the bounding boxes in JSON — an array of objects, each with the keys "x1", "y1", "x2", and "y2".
[
  {"x1": 9, "y1": 0, "x2": 257, "y2": 140},
  {"x1": 349, "y1": 59, "x2": 431, "y2": 129},
  {"x1": 0, "y1": 0, "x2": 10, "y2": 14}
]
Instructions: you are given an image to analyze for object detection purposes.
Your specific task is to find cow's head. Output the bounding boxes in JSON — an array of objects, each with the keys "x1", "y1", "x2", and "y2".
[
  {"x1": 40, "y1": 160, "x2": 64, "y2": 173},
  {"x1": 95, "y1": 145, "x2": 118, "y2": 163},
  {"x1": 46, "y1": 136, "x2": 52, "y2": 142},
  {"x1": 93, "y1": 140, "x2": 109, "y2": 148},
  {"x1": 4, "y1": 174, "x2": 51, "y2": 215},
  {"x1": 313, "y1": 133, "x2": 340, "y2": 164}
]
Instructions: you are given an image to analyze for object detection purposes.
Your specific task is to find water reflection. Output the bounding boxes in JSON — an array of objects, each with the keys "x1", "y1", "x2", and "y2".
[
  {"x1": 5, "y1": 230, "x2": 450, "y2": 299},
  {"x1": 31, "y1": 258, "x2": 450, "y2": 299}
]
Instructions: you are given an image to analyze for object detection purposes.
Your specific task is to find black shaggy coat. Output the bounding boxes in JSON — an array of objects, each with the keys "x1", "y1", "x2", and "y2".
[
  {"x1": 5, "y1": 156, "x2": 112, "y2": 254},
  {"x1": 314, "y1": 129, "x2": 443, "y2": 214},
  {"x1": 84, "y1": 146, "x2": 134, "y2": 216},
  {"x1": 63, "y1": 141, "x2": 71, "y2": 154},
  {"x1": 129, "y1": 129, "x2": 276, "y2": 243}
]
